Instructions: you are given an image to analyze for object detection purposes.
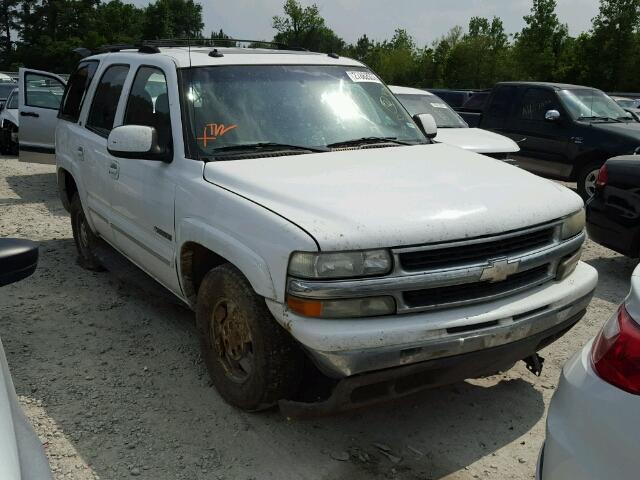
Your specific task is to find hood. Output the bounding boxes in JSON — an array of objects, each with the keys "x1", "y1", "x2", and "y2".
[
  {"x1": 589, "y1": 120, "x2": 640, "y2": 141},
  {"x1": 204, "y1": 144, "x2": 583, "y2": 250},
  {"x1": 434, "y1": 127, "x2": 519, "y2": 154}
]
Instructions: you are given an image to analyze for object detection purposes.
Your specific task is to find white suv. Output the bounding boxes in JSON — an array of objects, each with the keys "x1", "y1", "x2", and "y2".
[{"x1": 18, "y1": 42, "x2": 597, "y2": 414}]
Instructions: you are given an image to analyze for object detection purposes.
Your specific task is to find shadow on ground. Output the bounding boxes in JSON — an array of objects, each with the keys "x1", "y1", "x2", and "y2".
[
  {"x1": 2, "y1": 172, "x2": 66, "y2": 217},
  {"x1": 0, "y1": 237, "x2": 546, "y2": 479}
]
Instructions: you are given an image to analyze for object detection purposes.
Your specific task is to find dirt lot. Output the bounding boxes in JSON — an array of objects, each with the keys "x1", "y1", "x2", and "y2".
[{"x1": 0, "y1": 156, "x2": 635, "y2": 480}]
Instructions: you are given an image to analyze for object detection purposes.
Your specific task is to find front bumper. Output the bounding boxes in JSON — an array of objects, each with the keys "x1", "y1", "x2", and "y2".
[
  {"x1": 541, "y1": 339, "x2": 639, "y2": 480},
  {"x1": 268, "y1": 262, "x2": 598, "y2": 378}
]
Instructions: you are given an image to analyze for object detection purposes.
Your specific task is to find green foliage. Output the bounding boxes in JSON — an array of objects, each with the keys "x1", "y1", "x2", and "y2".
[
  {"x1": 1, "y1": 0, "x2": 204, "y2": 71},
  {"x1": 3, "y1": 0, "x2": 640, "y2": 94},
  {"x1": 272, "y1": 0, "x2": 344, "y2": 52}
]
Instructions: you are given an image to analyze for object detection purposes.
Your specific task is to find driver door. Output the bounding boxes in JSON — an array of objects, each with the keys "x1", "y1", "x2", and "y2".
[{"x1": 18, "y1": 68, "x2": 66, "y2": 164}]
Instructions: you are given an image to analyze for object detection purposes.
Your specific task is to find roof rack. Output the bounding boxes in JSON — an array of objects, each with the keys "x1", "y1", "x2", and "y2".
[
  {"x1": 142, "y1": 38, "x2": 306, "y2": 51},
  {"x1": 75, "y1": 38, "x2": 307, "y2": 59}
]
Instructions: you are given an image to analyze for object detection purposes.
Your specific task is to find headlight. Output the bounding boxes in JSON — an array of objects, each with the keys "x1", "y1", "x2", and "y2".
[
  {"x1": 287, "y1": 295, "x2": 396, "y2": 318},
  {"x1": 288, "y1": 250, "x2": 392, "y2": 279},
  {"x1": 560, "y1": 209, "x2": 585, "y2": 240}
]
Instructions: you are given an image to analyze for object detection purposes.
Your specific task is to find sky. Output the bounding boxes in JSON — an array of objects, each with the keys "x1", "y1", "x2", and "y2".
[{"x1": 132, "y1": 0, "x2": 602, "y2": 46}]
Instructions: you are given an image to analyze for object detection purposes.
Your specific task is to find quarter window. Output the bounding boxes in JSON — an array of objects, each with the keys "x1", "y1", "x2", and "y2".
[
  {"x1": 59, "y1": 60, "x2": 99, "y2": 122},
  {"x1": 25, "y1": 72, "x2": 65, "y2": 110},
  {"x1": 86, "y1": 64, "x2": 129, "y2": 137},
  {"x1": 124, "y1": 67, "x2": 172, "y2": 151}
]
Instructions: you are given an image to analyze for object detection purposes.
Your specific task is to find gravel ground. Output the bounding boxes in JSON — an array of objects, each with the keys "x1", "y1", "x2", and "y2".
[{"x1": 0, "y1": 156, "x2": 635, "y2": 480}]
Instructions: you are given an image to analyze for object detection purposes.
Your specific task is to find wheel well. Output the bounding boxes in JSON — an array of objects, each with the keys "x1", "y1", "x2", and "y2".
[
  {"x1": 58, "y1": 168, "x2": 78, "y2": 212},
  {"x1": 180, "y1": 242, "x2": 228, "y2": 303}
]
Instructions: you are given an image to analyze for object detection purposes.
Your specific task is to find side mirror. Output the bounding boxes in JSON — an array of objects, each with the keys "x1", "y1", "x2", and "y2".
[
  {"x1": 545, "y1": 109, "x2": 561, "y2": 122},
  {"x1": 107, "y1": 125, "x2": 169, "y2": 162},
  {"x1": 0, "y1": 239, "x2": 39, "y2": 288},
  {"x1": 413, "y1": 113, "x2": 438, "y2": 139}
]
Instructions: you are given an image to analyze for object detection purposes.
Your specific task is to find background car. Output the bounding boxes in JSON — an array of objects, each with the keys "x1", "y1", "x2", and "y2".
[
  {"x1": 0, "y1": 87, "x2": 18, "y2": 154},
  {"x1": 611, "y1": 96, "x2": 640, "y2": 121},
  {"x1": 539, "y1": 264, "x2": 640, "y2": 479},
  {"x1": 390, "y1": 85, "x2": 519, "y2": 160},
  {"x1": 0, "y1": 238, "x2": 52, "y2": 479},
  {"x1": 0, "y1": 81, "x2": 17, "y2": 109},
  {"x1": 586, "y1": 156, "x2": 640, "y2": 257}
]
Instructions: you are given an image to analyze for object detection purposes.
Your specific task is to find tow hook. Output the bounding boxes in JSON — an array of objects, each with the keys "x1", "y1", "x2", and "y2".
[{"x1": 524, "y1": 353, "x2": 545, "y2": 376}]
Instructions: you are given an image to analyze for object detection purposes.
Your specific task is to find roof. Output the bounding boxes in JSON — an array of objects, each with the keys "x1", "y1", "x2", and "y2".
[
  {"x1": 495, "y1": 81, "x2": 594, "y2": 90},
  {"x1": 86, "y1": 46, "x2": 365, "y2": 68},
  {"x1": 389, "y1": 85, "x2": 433, "y2": 96}
]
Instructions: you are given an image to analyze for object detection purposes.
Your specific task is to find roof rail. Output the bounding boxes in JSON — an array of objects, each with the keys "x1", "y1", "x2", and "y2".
[{"x1": 142, "y1": 38, "x2": 306, "y2": 51}]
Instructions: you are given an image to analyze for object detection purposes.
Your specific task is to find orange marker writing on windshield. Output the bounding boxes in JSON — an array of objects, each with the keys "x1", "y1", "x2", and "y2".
[{"x1": 197, "y1": 123, "x2": 237, "y2": 147}]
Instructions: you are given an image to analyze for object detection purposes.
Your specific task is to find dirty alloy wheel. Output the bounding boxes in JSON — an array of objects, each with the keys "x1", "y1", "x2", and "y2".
[
  {"x1": 196, "y1": 264, "x2": 304, "y2": 411},
  {"x1": 577, "y1": 163, "x2": 602, "y2": 200},
  {"x1": 70, "y1": 194, "x2": 104, "y2": 271}
]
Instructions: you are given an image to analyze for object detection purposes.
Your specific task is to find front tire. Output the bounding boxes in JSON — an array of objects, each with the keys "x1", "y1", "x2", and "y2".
[
  {"x1": 196, "y1": 264, "x2": 304, "y2": 411},
  {"x1": 70, "y1": 194, "x2": 104, "y2": 271},
  {"x1": 577, "y1": 162, "x2": 602, "y2": 200}
]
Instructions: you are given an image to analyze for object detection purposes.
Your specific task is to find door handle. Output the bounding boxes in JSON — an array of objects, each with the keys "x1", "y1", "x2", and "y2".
[
  {"x1": 20, "y1": 111, "x2": 39, "y2": 118},
  {"x1": 108, "y1": 161, "x2": 120, "y2": 179},
  {"x1": 76, "y1": 146, "x2": 84, "y2": 161}
]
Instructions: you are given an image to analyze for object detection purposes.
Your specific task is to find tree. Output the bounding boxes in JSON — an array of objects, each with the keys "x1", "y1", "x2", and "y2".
[
  {"x1": 513, "y1": 0, "x2": 569, "y2": 81},
  {"x1": 272, "y1": 0, "x2": 344, "y2": 52},
  {"x1": 142, "y1": 0, "x2": 204, "y2": 39},
  {"x1": 94, "y1": 0, "x2": 145, "y2": 45},
  {"x1": 586, "y1": 0, "x2": 640, "y2": 90},
  {"x1": 0, "y1": 0, "x2": 19, "y2": 67}
]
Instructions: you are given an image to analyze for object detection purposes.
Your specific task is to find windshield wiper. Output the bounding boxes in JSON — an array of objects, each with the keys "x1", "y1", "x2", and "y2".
[
  {"x1": 326, "y1": 136, "x2": 414, "y2": 148},
  {"x1": 210, "y1": 142, "x2": 328, "y2": 157},
  {"x1": 577, "y1": 115, "x2": 623, "y2": 123}
]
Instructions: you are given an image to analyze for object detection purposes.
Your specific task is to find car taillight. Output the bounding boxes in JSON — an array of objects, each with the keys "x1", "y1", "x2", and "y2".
[
  {"x1": 591, "y1": 305, "x2": 640, "y2": 395},
  {"x1": 595, "y1": 165, "x2": 608, "y2": 189}
]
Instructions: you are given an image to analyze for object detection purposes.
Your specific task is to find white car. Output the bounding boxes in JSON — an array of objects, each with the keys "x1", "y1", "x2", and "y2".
[
  {"x1": 539, "y1": 265, "x2": 640, "y2": 479},
  {"x1": 0, "y1": 87, "x2": 18, "y2": 154},
  {"x1": 390, "y1": 85, "x2": 520, "y2": 160},
  {"x1": 18, "y1": 42, "x2": 596, "y2": 414},
  {"x1": 0, "y1": 239, "x2": 52, "y2": 479}
]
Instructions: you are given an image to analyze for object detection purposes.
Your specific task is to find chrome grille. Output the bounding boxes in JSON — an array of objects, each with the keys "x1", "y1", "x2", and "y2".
[
  {"x1": 399, "y1": 227, "x2": 554, "y2": 271},
  {"x1": 403, "y1": 264, "x2": 551, "y2": 310}
]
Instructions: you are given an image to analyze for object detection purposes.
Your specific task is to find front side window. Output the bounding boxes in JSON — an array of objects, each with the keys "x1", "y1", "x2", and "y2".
[
  {"x1": 124, "y1": 66, "x2": 171, "y2": 151},
  {"x1": 559, "y1": 88, "x2": 632, "y2": 122},
  {"x1": 396, "y1": 94, "x2": 467, "y2": 128},
  {"x1": 59, "y1": 60, "x2": 99, "y2": 122},
  {"x1": 520, "y1": 88, "x2": 560, "y2": 121},
  {"x1": 25, "y1": 73, "x2": 65, "y2": 109},
  {"x1": 183, "y1": 65, "x2": 426, "y2": 159},
  {"x1": 86, "y1": 64, "x2": 129, "y2": 137}
]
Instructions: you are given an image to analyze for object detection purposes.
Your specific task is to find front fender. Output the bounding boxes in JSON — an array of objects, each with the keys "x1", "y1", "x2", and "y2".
[{"x1": 178, "y1": 218, "x2": 276, "y2": 300}]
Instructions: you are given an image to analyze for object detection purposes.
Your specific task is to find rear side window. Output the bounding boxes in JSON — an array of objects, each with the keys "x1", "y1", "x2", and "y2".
[
  {"x1": 487, "y1": 86, "x2": 517, "y2": 118},
  {"x1": 24, "y1": 72, "x2": 65, "y2": 109},
  {"x1": 86, "y1": 64, "x2": 129, "y2": 137},
  {"x1": 123, "y1": 66, "x2": 172, "y2": 151},
  {"x1": 59, "y1": 61, "x2": 99, "y2": 122},
  {"x1": 520, "y1": 88, "x2": 560, "y2": 121}
]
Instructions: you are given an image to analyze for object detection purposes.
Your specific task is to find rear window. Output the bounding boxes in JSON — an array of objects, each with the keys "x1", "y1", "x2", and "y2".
[
  {"x1": 86, "y1": 64, "x2": 129, "y2": 137},
  {"x1": 59, "y1": 61, "x2": 99, "y2": 122}
]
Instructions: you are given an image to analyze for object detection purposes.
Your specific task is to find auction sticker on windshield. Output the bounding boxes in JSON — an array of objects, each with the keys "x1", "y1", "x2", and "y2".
[{"x1": 346, "y1": 71, "x2": 381, "y2": 83}]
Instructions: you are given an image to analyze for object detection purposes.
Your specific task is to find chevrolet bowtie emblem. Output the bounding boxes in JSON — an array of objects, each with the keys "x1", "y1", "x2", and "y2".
[{"x1": 479, "y1": 258, "x2": 520, "y2": 283}]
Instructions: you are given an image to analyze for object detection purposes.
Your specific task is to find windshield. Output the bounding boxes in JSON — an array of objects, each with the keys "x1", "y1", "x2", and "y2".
[
  {"x1": 558, "y1": 89, "x2": 631, "y2": 121},
  {"x1": 0, "y1": 83, "x2": 16, "y2": 99},
  {"x1": 395, "y1": 93, "x2": 468, "y2": 128},
  {"x1": 183, "y1": 65, "x2": 426, "y2": 158},
  {"x1": 6, "y1": 90, "x2": 17, "y2": 109}
]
